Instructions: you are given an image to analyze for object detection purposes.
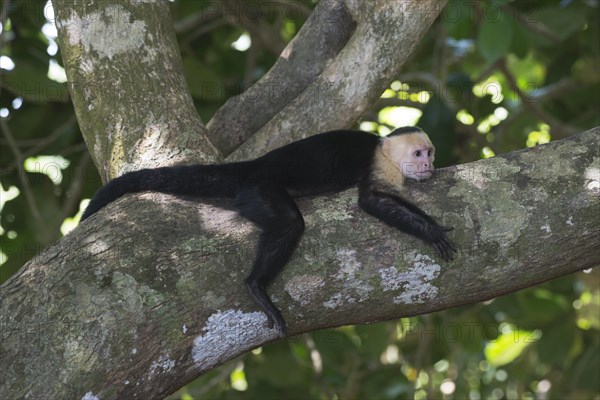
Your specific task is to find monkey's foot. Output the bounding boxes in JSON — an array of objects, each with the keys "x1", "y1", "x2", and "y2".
[{"x1": 266, "y1": 314, "x2": 287, "y2": 337}]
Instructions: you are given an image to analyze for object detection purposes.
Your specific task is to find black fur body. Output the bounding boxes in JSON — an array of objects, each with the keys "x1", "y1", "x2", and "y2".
[{"x1": 82, "y1": 129, "x2": 455, "y2": 336}]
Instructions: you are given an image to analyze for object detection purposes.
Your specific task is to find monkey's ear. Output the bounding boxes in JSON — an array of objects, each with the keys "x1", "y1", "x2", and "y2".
[{"x1": 382, "y1": 138, "x2": 393, "y2": 158}]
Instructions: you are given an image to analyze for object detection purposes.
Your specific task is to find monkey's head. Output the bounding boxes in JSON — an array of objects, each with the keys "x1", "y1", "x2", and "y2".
[{"x1": 382, "y1": 127, "x2": 435, "y2": 181}]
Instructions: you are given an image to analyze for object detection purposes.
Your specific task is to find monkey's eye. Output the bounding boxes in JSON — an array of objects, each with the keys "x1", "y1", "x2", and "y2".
[
  {"x1": 428, "y1": 149, "x2": 432, "y2": 157},
  {"x1": 414, "y1": 150, "x2": 422, "y2": 157}
]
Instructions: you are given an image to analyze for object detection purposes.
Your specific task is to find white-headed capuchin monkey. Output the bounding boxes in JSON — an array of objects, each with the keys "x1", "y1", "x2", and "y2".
[{"x1": 82, "y1": 126, "x2": 456, "y2": 336}]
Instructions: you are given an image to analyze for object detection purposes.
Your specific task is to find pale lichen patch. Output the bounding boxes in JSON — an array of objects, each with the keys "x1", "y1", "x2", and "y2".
[
  {"x1": 63, "y1": 6, "x2": 148, "y2": 60},
  {"x1": 148, "y1": 354, "x2": 175, "y2": 378},
  {"x1": 585, "y1": 166, "x2": 599, "y2": 191},
  {"x1": 322, "y1": 249, "x2": 373, "y2": 309},
  {"x1": 200, "y1": 291, "x2": 227, "y2": 310},
  {"x1": 195, "y1": 204, "x2": 250, "y2": 236},
  {"x1": 192, "y1": 310, "x2": 278, "y2": 370},
  {"x1": 379, "y1": 254, "x2": 441, "y2": 304},
  {"x1": 323, "y1": 293, "x2": 344, "y2": 309},
  {"x1": 541, "y1": 224, "x2": 551, "y2": 234},
  {"x1": 451, "y1": 157, "x2": 528, "y2": 247},
  {"x1": 285, "y1": 275, "x2": 325, "y2": 306},
  {"x1": 566, "y1": 216, "x2": 574, "y2": 226},
  {"x1": 479, "y1": 183, "x2": 528, "y2": 246},
  {"x1": 81, "y1": 392, "x2": 100, "y2": 400},
  {"x1": 454, "y1": 158, "x2": 520, "y2": 191}
]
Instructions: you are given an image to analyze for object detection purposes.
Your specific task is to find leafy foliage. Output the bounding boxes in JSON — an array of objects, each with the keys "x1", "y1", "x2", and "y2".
[{"x1": 0, "y1": 0, "x2": 598, "y2": 399}]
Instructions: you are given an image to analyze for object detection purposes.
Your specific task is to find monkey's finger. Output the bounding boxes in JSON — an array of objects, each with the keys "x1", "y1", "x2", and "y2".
[
  {"x1": 444, "y1": 237, "x2": 457, "y2": 252},
  {"x1": 438, "y1": 233, "x2": 456, "y2": 252},
  {"x1": 441, "y1": 240, "x2": 456, "y2": 261},
  {"x1": 434, "y1": 242, "x2": 451, "y2": 261},
  {"x1": 442, "y1": 226, "x2": 454, "y2": 232}
]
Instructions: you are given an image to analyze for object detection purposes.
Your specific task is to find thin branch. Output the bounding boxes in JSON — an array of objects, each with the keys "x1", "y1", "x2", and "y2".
[
  {"x1": 0, "y1": 0, "x2": 10, "y2": 42},
  {"x1": 22, "y1": 115, "x2": 77, "y2": 158},
  {"x1": 529, "y1": 78, "x2": 573, "y2": 100},
  {"x1": 53, "y1": 152, "x2": 91, "y2": 238},
  {"x1": 473, "y1": 59, "x2": 503, "y2": 84},
  {"x1": 0, "y1": 118, "x2": 47, "y2": 241},
  {"x1": 433, "y1": 19, "x2": 449, "y2": 85},
  {"x1": 0, "y1": 116, "x2": 78, "y2": 175},
  {"x1": 183, "y1": 18, "x2": 227, "y2": 47},
  {"x1": 501, "y1": 4, "x2": 562, "y2": 45},
  {"x1": 174, "y1": 5, "x2": 220, "y2": 34},
  {"x1": 498, "y1": 60, "x2": 578, "y2": 138}
]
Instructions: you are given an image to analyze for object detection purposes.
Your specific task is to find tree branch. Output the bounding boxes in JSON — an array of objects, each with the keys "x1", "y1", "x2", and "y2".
[
  {"x1": 228, "y1": 0, "x2": 447, "y2": 161},
  {"x1": 1, "y1": 128, "x2": 598, "y2": 399},
  {"x1": 206, "y1": 0, "x2": 356, "y2": 156}
]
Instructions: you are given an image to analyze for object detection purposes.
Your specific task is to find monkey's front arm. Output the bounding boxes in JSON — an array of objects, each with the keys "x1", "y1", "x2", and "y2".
[{"x1": 358, "y1": 186, "x2": 456, "y2": 261}]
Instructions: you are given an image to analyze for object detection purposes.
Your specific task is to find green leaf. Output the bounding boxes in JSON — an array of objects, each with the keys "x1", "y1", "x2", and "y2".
[
  {"x1": 477, "y1": 11, "x2": 514, "y2": 63},
  {"x1": 444, "y1": 0, "x2": 476, "y2": 39},
  {"x1": 245, "y1": 342, "x2": 311, "y2": 387},
  {"x1": 537, "y1": 322, "x2": 576, "y2": 364},
  {"x1": 484, "y1": 328, "x2": 540, "y2": 367},
  {"x1": 355, "y1": 323, "x2": 391, "y2": 361},
  {"x1": 182, "y1": 57, "x2": 222, "y2": 102},
  {"x1": 535, "y1": 5, "x2": 587, "y2": 41},
  {"x1": 570, "y1": 343, "x2": 600, "y2": 391},
  {"x1": 510, "y1": 22, "x2": 529, "y2": 59}
]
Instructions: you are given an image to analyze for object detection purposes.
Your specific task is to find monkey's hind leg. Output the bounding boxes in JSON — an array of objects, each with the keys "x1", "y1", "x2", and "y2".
[{"x1": 235, "y1": 183, "x2": 305, "y2": 337}]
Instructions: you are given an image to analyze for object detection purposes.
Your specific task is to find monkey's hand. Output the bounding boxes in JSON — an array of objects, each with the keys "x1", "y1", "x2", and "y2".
[
  {"x1": 430, "y1": 225, "x2": 456, "y2": 261},
  {"x1": 358, "y1": 188, "x2": 457, "y2": 262}
]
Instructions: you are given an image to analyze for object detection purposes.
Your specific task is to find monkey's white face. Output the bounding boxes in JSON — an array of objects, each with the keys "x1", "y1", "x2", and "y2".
[{"x1": 383, "y1": 132, "x2": 435, "y2": 181}]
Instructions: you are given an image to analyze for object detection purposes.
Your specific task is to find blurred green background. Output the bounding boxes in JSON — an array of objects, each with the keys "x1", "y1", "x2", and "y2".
[{"x1": 1, "y1": 0, "x2": 598, "y2": 399}]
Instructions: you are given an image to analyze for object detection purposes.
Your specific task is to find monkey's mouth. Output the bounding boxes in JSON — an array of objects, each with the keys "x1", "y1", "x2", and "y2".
[{"x1": 416, "y1": 170, "x2": 433, "y2": 177}]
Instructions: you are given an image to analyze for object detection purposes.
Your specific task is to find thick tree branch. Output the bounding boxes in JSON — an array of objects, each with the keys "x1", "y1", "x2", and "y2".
[
  {"x1": 228, "y1": 0, "x2": 447, "y2": 161},
  {"x1": 1, "y1": 128, "x2": 598, "y2": 399},
  {"x1": 207, "y1": 0, "x2": 356, "y2": 156}
]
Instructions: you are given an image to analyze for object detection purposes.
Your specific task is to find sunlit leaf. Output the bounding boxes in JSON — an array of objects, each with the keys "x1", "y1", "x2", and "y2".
[{"x1": 485, "y1": 328, "x2": 540, "y2": 367}]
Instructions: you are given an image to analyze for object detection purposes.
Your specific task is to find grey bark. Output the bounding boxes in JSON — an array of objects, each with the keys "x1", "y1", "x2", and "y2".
[
  {"x1": 53, "y1": 0, "x2": 219, "y2": 182},
  {"x1": 206, "y1": 0, "x2": 357, "y2": 155},
  {"x1": 1, "y1": 128, "x2": 598, "y2": 399},
  {"x1": 227, "y1": 0, "x2": 447, "y2": 161}
]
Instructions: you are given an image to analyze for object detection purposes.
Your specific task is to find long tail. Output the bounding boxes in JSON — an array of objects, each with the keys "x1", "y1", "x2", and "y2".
[{"x1": 81, "y1": 163, "x2": 252, "y2": 221}]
